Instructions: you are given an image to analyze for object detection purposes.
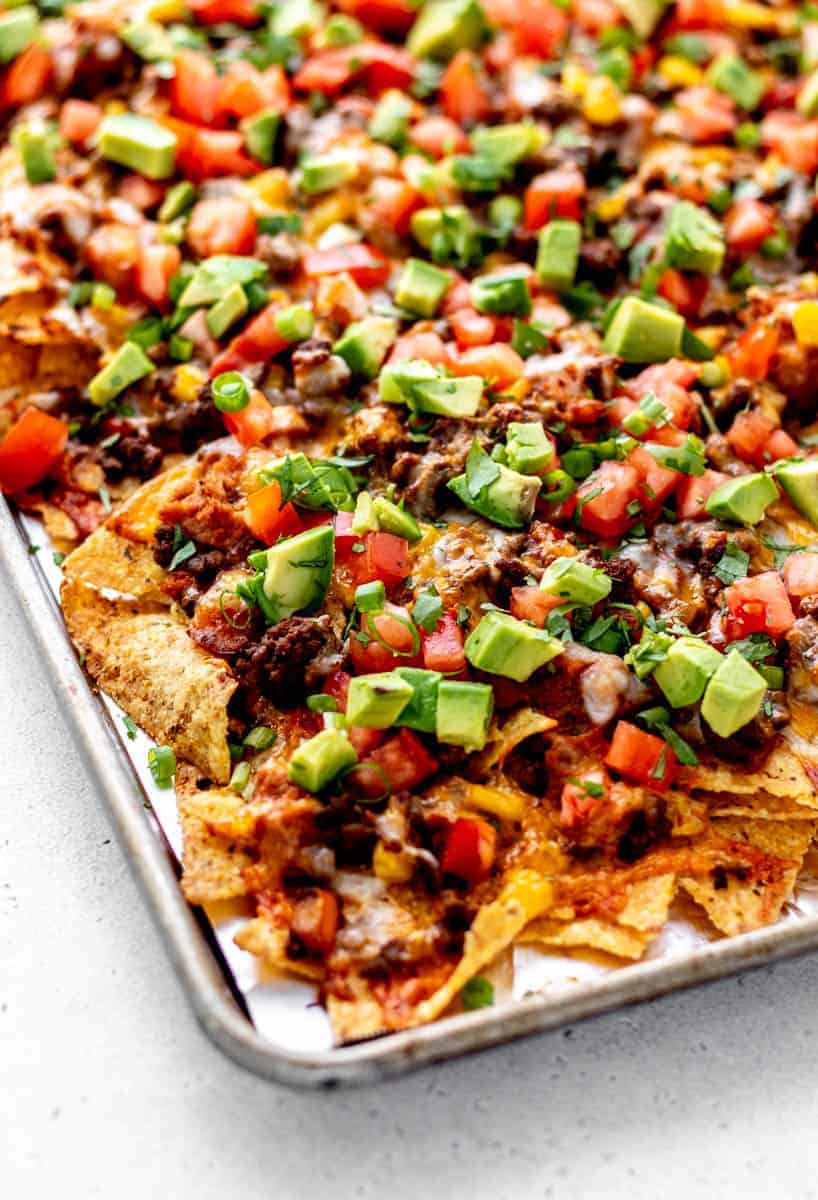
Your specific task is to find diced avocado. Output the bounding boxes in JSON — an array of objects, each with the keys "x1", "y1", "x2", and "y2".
[
  {"x1": 206, "y1": 283, "x2": 248, "y2": 338},
  {"x1": 0, "y1": 6, "x2": 37, "y2": 63},
  {"x1": 394, "y1": 667, "x2": 442, "y2": 733},
  {"x1": 351, "y1": 489, "x2": 378, "y2": 535},
  {"x1": 121, "y1": 21, "x2": 175, "y2": 62},
  {"x1": 334, "y1": 316, "x2": 397, "y2": 380},
  {"x1": 97, "y1": 113, "x2": 177, "y2": 180},
  {"x1": 435, "y1": 680, "x2": 494, "y2": 750},
  {"x1": 369, "y1": 89, "x2": 413, "y2": 147},
  {"x1": 380, "y1": 361, "x2": 485, "y2": 417},
  {"x1": 774, "y1": 458, "x2": 818, "y2": 527},
  {"x1": 505, "y1": 422, "x2": 553, "y2": 476},
  {"x1": 448, "y1": 450, "x2": 541, "y2": 528},
  {"x1": 535, "y1": 220, "x2": 581, "y2": 292},
  {"x1": 262, "y1": 524, "x2": 334, "y2": 617},
  {"x1": 705, "y1": 472, "x2": 778, "y2": 525},
  {"x1": 411, "y1": 204, "x2": 475, "y2": 250},
  {"x1": 373, "y1": 496, "x2": 422, "y2": 542},
  {"x1": 271, "y1": 0, "x2": 325, "y2": 38},
  {"x1": 471, "y1": 269, "x2": 532, "y2": 317},
  {"x1": 664, "y1": 201, "x2": 725, "y2": 276},
  {"x1": 471, "y1": 122, "x2": 544, "y2": 165},
  {"x1": 539, "y1": 556, "x2": 611, "y2": 605},
  {"x1": 300, "y1": 152, "x2": 358, "y2": 194},
  {"x1": 395, "y1": 258, "x2": 450, "y2": 317},
  {"x1": 603, "y1": 296, "x2": 684, "y2": 363},
  {"x1": 465, "y1": 609, "x2": 563, "y2": 682},
  {"x1": 159, "y1": 180, "x2": 196, "y2": 223},
  {"x1": 88, "y1": 342, "x2": 153, "y2": 407},
  {"x1": 407, "y1": 0, "x2": 486, "y2": 61},
  {"x1": 612, "y1": 0, "x2": 666, "y2": 38},
  {"x1": 346, "y1": 672, "x2": 414, "y2": 728},
  {"x1": 288, "y1": 728, "x2": 357, "y2": 792},
  {"x1": 700, "y1": 648, "x2": 767, "y2": 738},
  {"x1": 320, "y1": 13, "x2": 364, "y2": 45},
  {"x1": 178, "y1": 256, "x2": 267, "y2": 309},
  {"x1": 797, "y1": 69, "x2": 818, "y2": 118},
  {"x1": 706, "y1": 54, "x2": 763, "y2": 112},
  {"x1": 653, "y1": 636, "x2": 723, "y2": 708},
  {"x1": 16, "y1": 125, "x2": 56, "y2": 185},
  {"x1": 379, "y1": 358, "x2": 439, "y2": 404},
  {"x1": 242, "y1": 110, "x2": 280, "y2": 166}
]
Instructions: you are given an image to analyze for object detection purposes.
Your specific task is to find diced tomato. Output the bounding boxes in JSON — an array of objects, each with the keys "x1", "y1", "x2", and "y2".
[
  {"x1": 118, "y1": 174, "x2": 164, "y2": 211},
  {"x1": 365, "y1": 44, "x2": 416, "y2": 93},
  {"x1": 441, "y1": 50, "x2": 490, "y2": 126},
  {"x1": 0, "y1": 407, "x2": 68, "y2": 494},
  {"x1": 449, "y1": 343, "x2": 525, "y2": 390},
  {"x1": 724, "y1": 571, "x2": 795, "y2": 640},
  {"x1": 338, "y1": 0, "x2": 418, "y2": 33},
  {"x1": 622, "y1": 360, "x2": 700, "y2": 400},
  {"x1": 0, "y1": 45, "x2": 51, "y2": 109},
  {"x1": 510, "y1": 586, "x2": 565, "y2": 628},
  {"x1": 577, "y1": 461, "x2": 641, "y2": 538},
  {"x1": 245, "y1": 480, "x2": 303, "y2": 543},
  {"x1": 351, "y1": 728, "x2": 438, "y2": 798},
  {"x1": 524, "y1": 167, "x2": 586, "y2": 230},
  {"x1": 186, "y1": 197, "x2": 257, "y2": 259},
  {"x1": 221, "y1": 388, "x2": 279, "y2": 447},
  {"x1": 177, "y1": 128, "x2": 258, "y2": 181},
  {"x1": 627, "y1": 446, "x2": 680, "y2": 509},
  {"x1": 209, "y1": 303, "x2": 288, "y2": 376},
  {"x1": 189, "y1": 0, "x2": 260, "y2": 24},
  {"x1": 727, "y1": 322, "x2": 779, "y2": 382},
  {"x1": 483, "y1": 0, "x2": 568, "y2": 58},
  {"x1": 135, "y1": 243, "x2": 180, "y2": 310},
  {"x1": 290, "y1": 890, "x2": 338, "y2": 955},
  {"x1": 85, "y1": 223, "x2": 139, "y2": 293},
  {"x1": 361, "y1": 531, "x2": 410, "y2": 585},
  {"x1": 347, "y1": 725, "x2": 387, "y2": 758},
  {"x1": 657, "y1": 268, "x2": 708, "y2": 320},
  {"x1": 673, "y1": 0, "x2": 725, "y2": 27},
  {"x1": 368, "y1": 177, "x2": 422, "y2": 236},
  {"x1": 292, "y1": 46, "x2": 360, "y2": 93},
  {"x1": 349, "y1": 603, "x2": 421, "y2": 673},
  {"x1": 782, "y1": 552, "x2": 818, "y2": 601},
  {"x1": 762, "y1": 110, "x2": 818, "y2": 175},
  {"x1": 675, "y1": 87, "x2": 736, "y2": 143},
  {"x1": 421, "y1": 610, "x2": 466, "y2": 673},
  {"x1": 169, "y1": 50, "x2": 223, "y2": 126},
  {"x1": 410, "y1": 115, "x2": 470, "y2": 158},
  {"x1": 618, "y1": 362, "x2": 698, "y2": 432},
  {"x1": 389, "y1": 329, "x2": 450, "y2": 365},
  {"x1": 217, "y1": 60, "x2": 290, "y2": 120},
  {"x1": 675, "y1": 469, "x2": 728, "y2": 520},
  {"x1": 724, "y1": 198, "x2": 776, "y2": 254},
  {"x1": 449, "y1": 307, "x2": 497, "y2": 349},
  {"x1": 293, "y1": 42, "x2": 414, "y2": 95},
  {"x1": 333, "y1": 510, "x2": 359, "y2": 559},
  {"x1": 323, "y1": 667, "x2": 351, "y2": 710},
  {"x1": 440, "y1": 817, "x2": 496, "y2": 885},
  {"x1": 303, "y1": 243, "x2": 391, "y2": 289},
  {"x1": 59, "y1": 99, "x2": 102, "y2": 144},
  {"x1": 727, "y1": 409, "x2": 797, "y2": 467},
  {"x1": 572, "y1": 0, "x2": 622, "y2": 33},
  {"x1": 605, "y1": 721, "x2": 677, "y2": 791},
  {"x1": 559, "y1": 769, "x2": 609, "y2": 828}
]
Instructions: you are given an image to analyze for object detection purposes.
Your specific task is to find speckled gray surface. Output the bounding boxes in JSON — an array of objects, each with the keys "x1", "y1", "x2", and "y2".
[{"x1": 4, "y1": 564, "x2": 818, "y2": 1200}]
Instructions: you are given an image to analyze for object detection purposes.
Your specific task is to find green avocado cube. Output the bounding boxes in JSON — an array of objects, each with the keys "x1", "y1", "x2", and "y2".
[
  {"x1": 505, "y1": 422, "x2": 553, "y2": 476},
  {"x1": 535, "y1": 220, "x2": 581, "y2": 292},
  {"x1": 539, "y1": 556, "x2": 612, "y2": 605},
  {"x1": 288, "y1": 728, "x2": 357, "y2": 792},
  {"x1": 121, "y1": 21, "x2": 175, "y2": 62},
  {"x1": 334, "y1": 316, "x2": 397, "y2": 380},
  {"x1": 346, "y1": 672, "x2": 414, "y2": 728},
  {"x1": 206, "y1": 282, "x2": 248, "y2": 338},
  {"x1": 705, "y1": 472, "x2": 778, "y2": 525},
  {"x1": 706, "y1": 54, "x2": 763, "y2": 112},
  {"x1": 471, "y1": 122, "x2": 544, "y2": 165},
  {"x1": 300, "y1": 152, "x2": 358, "y2": 194},
  {"x1": 373, "y1": 495, "x2": 422, "y2": 542},
  {"x1": 435, "y1": 680, "x2": 494, "y2": 750},
  {"x1": 351, "y1": 490, "x2": 378, "y2": 535},
  {"x1": 395, "y1": 258, "x2": 450, "y2": 317},
  {"x1": 369, "y1": 89, "x2": 413, "y2": 146},
  {"x1": 395, "y1": 667, "x2": 442, "y2": 733},
  {"x1": 271, "y1": 0, "x2": 325, "y2": 37},
  {"x1": 407, "y1": 0, "x2": 486, "y2": 61},
  {"x1": 380, "y1": 362, "x2": 485, "y2": 417},
  {"x1": 410, "y1": 204, "x2": 477, "y2": 251},
  {"x1": 178, "y1": 256, "x2": 267, "y2": 309},
  {"x1": 319, "y1": 12, "x2": 364, "y2": 44},
  {"x1": 653, "y1": 636, "x2": 724, "y2": 708},
  {"x1": 98, "y1": 113, "x2": 177, "y2": 180},
  {"x1": 448, "y1": 455, "x2": 541, "y2": 528},
  {"x1": 603, "y1": 296, "x2": 685, "y2": 363},
  {"x1": 471, "y1": 269, "x2": 532, "y2": 317},
  {"x1": 379, "y1": 358, "x2": 439, "y2": 404},
  {"x1": 242, "y1": 109, "x2": 280, "y2": 166},
  {"x1": 88, "y1": 342, "x2": 154, "y2": 407},
  {"x1": 612, "y1": 0, "x2": 667, "y2": 38},
  {"x1": 464, "y1": 609, "x2": 564, "y2": 682},
  {"x1": 0, "y1": 6, "x2": 38, "y2": 63},
  {"x1": 262, "y1": 524, "x2": 334, "y2": 617},
  {"x1": 16, "y1": 125, "x2": 57, "y2": 185},
  {"x1": 797, "y1": 69, "x2": 818, "y2": 118},
  {"x1": 665, "y1": 201, "x2": 725, "y2": 275},
  {"x1": 700, "y1": 649, "x2": 767, "y2": 738},
  {"x1": 774, "y1": 458, "x2": 818, "y2": 528}
]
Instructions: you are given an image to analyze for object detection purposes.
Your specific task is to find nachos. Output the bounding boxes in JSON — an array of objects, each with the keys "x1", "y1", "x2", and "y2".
[{"x1": 3, "y1": 0, "x2": 818, "y2": 1040}]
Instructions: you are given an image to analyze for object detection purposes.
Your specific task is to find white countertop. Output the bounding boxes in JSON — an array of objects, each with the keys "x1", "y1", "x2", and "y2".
[{"x1": 4, "y1": 564, "x2": 818, "y2": 1200}]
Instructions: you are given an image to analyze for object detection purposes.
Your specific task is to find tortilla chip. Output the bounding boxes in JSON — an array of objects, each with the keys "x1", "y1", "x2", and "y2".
[
  {"x1": 706, "y1": 791, "x2": 818, "y2": 821},
  {"x1": 108, "y1": 458, "x2": 205, "y2": 543},
  {"x1": 470, "y1": 708, "x2": 556, "y2": 777},
  {"x1": 680, "y1": 818, "x2": 817, "y2": 935},
  {"x1": 681, "y1": 742, "x2": 817, "y2": 801},
  {"x1": 326, "y1": 978, "x2": 389, "y2": 1043},
  {"x1": 62, "y1": 525, "x2": 169, "y2": 605},
  {"x1": 235, "y1": 917, "x2": 325, "y2": 981},
  {"x1": 176, "y1": 768, "x2": 255, "y2": 904},
  {"x1": 62, "y1": 578, "x2": 236, "y2": 782},
  {"x1": 522, "y1": 875, "x2": 676, "y2": 961}
]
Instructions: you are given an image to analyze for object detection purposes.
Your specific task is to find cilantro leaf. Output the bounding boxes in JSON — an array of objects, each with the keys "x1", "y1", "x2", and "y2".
[{"x1": 713, "y1": 542, "x2": 750, "y2": 585}]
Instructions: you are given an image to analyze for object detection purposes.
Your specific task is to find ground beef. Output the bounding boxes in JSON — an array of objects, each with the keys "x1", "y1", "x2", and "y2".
[
  {"x1": 100, "y1": 430, "x2": 162, "y2": 482},
  {"x1": 579, "y1": 237, "x2": 622, "y2": 286},
  {"x1": 231, "y1": 615, "x2": 340, "y2": 708},
  {"x1": 152, "y1": 387, "x2": 225, "y2": 454},
  {"x1": 255, "y1": 232, "x2": 301, "y2": 275},
  {"x1": 292, "y1": 338, "x2": 351, "y2": 396}
]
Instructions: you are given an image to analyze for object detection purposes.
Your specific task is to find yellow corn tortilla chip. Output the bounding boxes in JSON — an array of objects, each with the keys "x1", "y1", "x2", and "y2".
[
  {"x1": 326, "y1": 979, "x2": 389, "y2": 1043},
  {"x1": 681, "y1": 742, "x2": 817, "y2": 802},
  {"x1": 176, "y1": 768, "x2": 255, "y2": 904},
  {"x1": 62, "y1": 525, "x2": 169, "y2": 606},
  {"x1": 235, "y1": 917, "x2": 325, "y2": 981},
  {"x1": 706, "y1": 792, "x2": 818, "y2": 821},
  {"x1": 470, "y1": 708, "x2": 557, "y2": 777},
  {"x1": 680, "y1": 818, "x2": 817, "y2": 935}
]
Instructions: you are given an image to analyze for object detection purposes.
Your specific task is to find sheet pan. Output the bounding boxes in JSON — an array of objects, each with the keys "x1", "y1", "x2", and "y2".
[{"x1": 7, "y1": 493, "x2": 818, "y2": 1088}]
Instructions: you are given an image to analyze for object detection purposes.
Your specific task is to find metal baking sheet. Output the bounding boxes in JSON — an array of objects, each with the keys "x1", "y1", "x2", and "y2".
[{"x1": 7, "y1": 491, "x2": 818, "y2": 1088}]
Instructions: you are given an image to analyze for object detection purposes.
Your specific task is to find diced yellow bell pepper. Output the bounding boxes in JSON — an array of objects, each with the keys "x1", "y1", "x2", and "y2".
[
  {"x1": 657, "y1": 55, "x2": 703, "y2": 88},
  {"x1": 246, "y1": 168, "x2": 291, "y2": 209},
  {"x1": 562, "y1": 62, "x2": 588, "y2": 98},
  {"x1": 582, "y1": 75, "x2": 623, "y2": 125},
  {"x1": 724, "y1": 0, "x2": 794, "y2": 31},
  {"x1": 595, "y1": 187, "x2": 629, "y2": 222},
  {"x1": 304, "y1": 193, "x2": 356, "y2": 240},
  {"x1": 172, "y1": 363, "x2": 207, "y2": 404},
  {"x1": 714, "y1": 353, "x2": 732, "y2": 382},
  {"x1": 464, "y1": 784, "x2": 527, "y2": 822},
  {"x1": 793, "y1": 300, "x2": 818, "y2": 347},
  {"x1": 373, "y1": 842, "x2": 414, "y2": 883},
  {"x1": 146, "y1": 0, "x2": 188, "y2": 21}
]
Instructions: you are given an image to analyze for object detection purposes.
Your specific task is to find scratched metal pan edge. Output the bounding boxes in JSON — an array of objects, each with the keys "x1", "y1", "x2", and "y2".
[{"x1": 6, "y1": 491, "x2": 818, "y2": 1088}]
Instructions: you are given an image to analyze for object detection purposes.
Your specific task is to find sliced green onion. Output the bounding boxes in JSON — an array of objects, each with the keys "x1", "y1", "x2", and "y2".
[
  {"x1": 148, "y1": 745, "x2": 176, "y2": 788},
  {"x1": 274, "y1": 303, "x2": 315, "y2": 343},
  {"x1": 461, "y1": 976, "x2": 494, "y2": 1010},
  {"x1": 244, "y1": 725, "x2": 277, "y2": 750},
  {"x1": 362, "y1": 610, "x2": 421, "y2": 658},
  {"x1": 229, "y1": 760, "x2": 251, "y2": 794},
  {"x1": 541, "y1": 469, "x2": 576, "y2": 504},
  {"x1": 355, "y1": 579, "x2": 386, "y2": 613},
  {"x1": 212, "y1": 370, "x2": 250, "y2": 413},
  {"x1": 307, "y1": 694, "x2": 339, "y2": 713},
  {"x1": 168, "y1": 334, "x2": 194, "y2": 362}
]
